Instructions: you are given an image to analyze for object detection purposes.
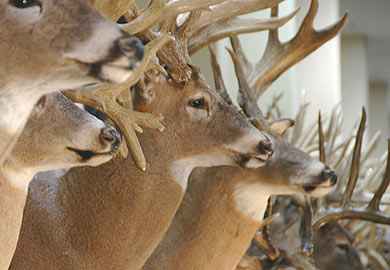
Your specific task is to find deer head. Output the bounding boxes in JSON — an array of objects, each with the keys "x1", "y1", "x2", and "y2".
[
  {"x1": 9, "y1": 92, "x2": 120, "y2": 176},
  {"x1": 0, "y1": 91, "x2": 119, "y2": 270},
  {"x1": 313, "y1": 222, "x2": 364, "y2": 270},
  {"x1": 132, "y1": 66, "x2": 273, "y2": 174},
  {"x1": 0, "y1": 0, "x2": 144, "y2": 90},
  {"x1": 0, "y1": 0, "x2": 143, "y2": 166}
]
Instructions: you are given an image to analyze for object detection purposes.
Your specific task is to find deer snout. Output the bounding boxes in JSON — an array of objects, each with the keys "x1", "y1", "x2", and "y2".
[
  {"x1": 116, "y1": 36, "x2": 144, "y2": 62},
  {"x1": 100, "y1": 127, "x2": 120, "y2": 153},
  {"x1": 321, "y1": 168, "x2": 338, "y2": 186}
]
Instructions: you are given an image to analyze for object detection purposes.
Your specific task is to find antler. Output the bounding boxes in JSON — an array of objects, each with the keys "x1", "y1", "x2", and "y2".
[
  {"x1": 313, "y1": 108, "x2": 390, "y2": 228},
  {"x1": 85, "y1": 0, "x2": 136, "y2": 21},
  {"x1": 225, "y1": 0, "x2": 348, "y2": 100},
  {"x1": 63, "y1": 35, "x2": 170, "y2": 171},
  {"x1": 252, "y1": 199, "x2": 281, "y2": 261},
  {"x1": 188, "y1": 8, "x2": 299, "y2": 55}
]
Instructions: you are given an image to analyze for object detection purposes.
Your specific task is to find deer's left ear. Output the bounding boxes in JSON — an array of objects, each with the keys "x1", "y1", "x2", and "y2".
[{"x1": 270, "y1": 119, "x2": 295, "y2": 135}]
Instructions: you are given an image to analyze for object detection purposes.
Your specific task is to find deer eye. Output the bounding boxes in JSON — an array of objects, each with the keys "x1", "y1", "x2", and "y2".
[
  {"x1": 337, "y1": 244, "x2": 349, "y2": 253},
  {"x1": 36, "y1": 96, "x2": 46, "y2": 109},
  {"x1": 10, "y1": 0, "x2": 40, "y2": 8},
  {"x1": 189, "y1": 98, "x2": 205, "y2": 109}
]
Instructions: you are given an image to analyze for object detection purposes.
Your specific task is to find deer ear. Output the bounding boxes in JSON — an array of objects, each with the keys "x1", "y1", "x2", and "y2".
[
  {"x1": 131, "y1": 82, "x2": 155, "y2": 112},
  {"x1": 270, "y1": 119, "x2": 295, "y2": 135}
]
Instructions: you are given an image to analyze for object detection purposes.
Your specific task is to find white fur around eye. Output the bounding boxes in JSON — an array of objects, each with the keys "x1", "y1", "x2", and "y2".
[
  {"x1": 6, "y1": 4, "x2": 42, "y2": 24},
  {"x1": 186, "y1": 106, "x2": 209, "y2": 121}
]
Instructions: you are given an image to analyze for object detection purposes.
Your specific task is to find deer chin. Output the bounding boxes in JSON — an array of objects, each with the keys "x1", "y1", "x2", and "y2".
[
  {"x1": 301, "y1": 179, "x2": 336, "y2": 197},
  {"x1": 69, "y1": 60, "x2": 138, "y2": 84},
  {"x1": 233, "y1": 152, "x2": 268, "y2": 169}
]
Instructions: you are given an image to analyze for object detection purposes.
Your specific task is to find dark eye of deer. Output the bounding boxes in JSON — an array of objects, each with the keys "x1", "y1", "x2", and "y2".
[
  {"x1": 36, "y1": 96, "x2": 46, "y2": 108},
  {"x1": 10, "y1": 0, "x2": 38, "y2": 8},
  {"x1": 190, "y1": 98, "x2": 205, "y2": 109},
  {"x1": 337, "y1": 244, "x2": 349, "y2": 253}
]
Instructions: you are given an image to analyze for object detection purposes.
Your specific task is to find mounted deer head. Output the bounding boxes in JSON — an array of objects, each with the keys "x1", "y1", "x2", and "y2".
[
  {"x1": 143, "y1": 1, "x2": 346, "y2": 266},
  {"x1": 245, "y1": 107, "x2": 390, "y2": 270},
  {"x1": 0, "y1": 91, "x2": 119, "y2": 270},
  {"x1": 0, "y1": 0, "x2": 144, "y2": 166}
]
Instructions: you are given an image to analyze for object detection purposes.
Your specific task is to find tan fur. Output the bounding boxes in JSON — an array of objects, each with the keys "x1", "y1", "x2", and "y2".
[
  {"x1": 144, "y1": 123, "x2": 336, "y2": 270},
  {"x1": 0, "y1": 92, "x2": 118, "y2": 270},
  {"x1": 0, "y1": 0, "x2": 143, "y2": 165},
  {"x1": 11, "y1": 71, "x2": 271, "y2": 269}
]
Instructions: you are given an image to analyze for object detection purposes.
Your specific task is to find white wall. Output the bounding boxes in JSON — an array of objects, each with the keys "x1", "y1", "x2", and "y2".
[
  {"x1": 294, "y1": 0, "x2": 342, "y2": 126},
  {"x1": 340, "y1": 36, "x2": 369, "y2": 139}
]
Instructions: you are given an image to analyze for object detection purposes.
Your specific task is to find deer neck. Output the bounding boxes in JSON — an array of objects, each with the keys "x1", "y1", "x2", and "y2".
[
  {"x1": 27, "y1": 129, "x2": 201, "y2": 269},
  {"x1": 0, "y1": 159, "x2": 35, "y2": 270},
  {"x1": 0, "y1": 88, "x2": 41, "y2": 165},
  {"x1": 144, "y1": 166, "x2": 270, "y2": 270}
]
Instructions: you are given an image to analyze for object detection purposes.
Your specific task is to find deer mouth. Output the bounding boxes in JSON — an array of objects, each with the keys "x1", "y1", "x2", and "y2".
[
  {"x1": 233, "y1": 152, "x2": 268, "y2": 168},
  {"x1": 70, "y1": 60, "x2": 139, "y2": 84},
  {"x1": 66, "y1": 147, "x2": 116, "y2": 162},
  {"x1": 301, "y1": 180, "x2": 335, "y2": 197}
]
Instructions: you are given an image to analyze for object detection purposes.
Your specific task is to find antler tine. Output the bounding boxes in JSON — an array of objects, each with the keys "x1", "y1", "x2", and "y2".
[
  {"x1": 208, "y1": 45, "x2": 232, "y2": 105},
  {"x1": 313, "y1": 113, "x2": 390, "y2": 228},
  {"x1": 188, "y1": 9, "x2": 299, "y2": 55},
  {"x1": 318, "y1": 111, "x2": 326, "y2": 163},
  {"x1": 122, "y1": 0, "x2": 225, "y2": 34},
  {"x1": 251, "y1": 0, "x2": 349, "y2": 99},
  {"x1": 85, "y1": 0, "x2": 136, "y2": 21},
  {"x1": 193, "y1": 0, "x2": 285, "y2": 33},
  {"x1": 367, "y1": 139, "x2": 390, "y2": 212},
  {"x1": 253, "y1": 198, "x2": 281, "y2": 261},
  {"x1": 300, "y1": 196, "x2": 314, "y2": 256},
  {"x1": 230, "y1": 36, "x2": 252, "y2": 78},
  {"x1": 341, "y1": 107, "x2": 366, "y2": 207},
  {"x1": 226, "y1": 47, "x2": 266, "y2": 125}
]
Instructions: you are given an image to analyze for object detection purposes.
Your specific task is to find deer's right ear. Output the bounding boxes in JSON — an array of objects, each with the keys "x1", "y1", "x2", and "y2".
[
  {"x1": 270, "y1": 119, "x2": 295, "y2": 135},
  {"x1": 131, "y1": 84, "x2": 154, "y2": 112}
]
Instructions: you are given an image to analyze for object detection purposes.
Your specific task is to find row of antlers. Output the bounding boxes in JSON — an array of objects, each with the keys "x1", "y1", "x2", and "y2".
[
  {"x1": 65, "y1": 0, "x2": 349, "y2": 170},
  {"x1": 3, "y1": 0, "x2": 389, "y2": 269}
]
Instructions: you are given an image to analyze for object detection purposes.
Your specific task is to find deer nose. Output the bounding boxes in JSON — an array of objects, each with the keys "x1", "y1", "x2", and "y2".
[
  {"x1": 257, "y1": 137, "x2": 274, "y2": 158},
  {"x1": 117, "y1": 36, "x2": 144, "y2": 61},
  {"x1": 322, "y1": 169, "x2": 338, "y2": 186},
  {"x1": 100, "y1": 127, "x2": 120, "y2": 153}
]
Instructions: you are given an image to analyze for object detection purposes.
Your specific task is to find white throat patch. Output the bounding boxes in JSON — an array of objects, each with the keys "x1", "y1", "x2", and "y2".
[{"x1": 233, "y1": 183, "x2": 273, "y2": 222}]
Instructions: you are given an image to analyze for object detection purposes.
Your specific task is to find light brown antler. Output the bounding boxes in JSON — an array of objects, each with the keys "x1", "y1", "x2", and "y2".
[
  {"x1": 122, "y1": 0, "x2": 225, "y2": 35},
  {"x1": 85, "y1": 0, "x2": 136, "y2": 21},
  {"x1": 63, "y1": 35, "x2": 170, "y2": 171},
  {"x1": 226, "y1": 0, "x2": 348, "y2": 99},
  {"x1": 300, "y1": 196, "x2": 314, "y2": 256},
  {"x1": 253, "y1": 199, "x2": 281, "y2": 261},
  {"x1": 188, "y1": 8, "x2": 299, "y2": 55},
  {"x1": 313, "y1": 108, "x2": 390, "y2": 228}
]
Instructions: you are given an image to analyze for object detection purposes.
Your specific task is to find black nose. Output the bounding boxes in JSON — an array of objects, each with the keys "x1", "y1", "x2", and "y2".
[
  {"x1": 117, "y1": 36, "x2": 144, "y2": 61},
  {"x1": 100, "y1": 127, "x2": 120, "y2": 153},
  {"x1": 322, "y1": 169, "x2": 338, "y2": 186},
  {"x1": 257, "y1": 137, "x2": 274, "y2": 158}
]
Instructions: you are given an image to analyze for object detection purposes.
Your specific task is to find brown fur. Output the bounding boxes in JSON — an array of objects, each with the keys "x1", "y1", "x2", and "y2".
[{"x1": 11, "y1": 73, "x2": 269, "y2": 269}]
